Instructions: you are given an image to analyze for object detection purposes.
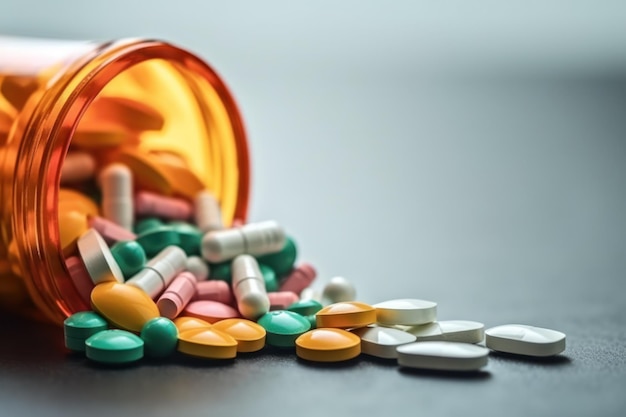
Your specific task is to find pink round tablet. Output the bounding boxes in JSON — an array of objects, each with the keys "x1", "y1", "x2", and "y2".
[
  {"x1": 87, "y1": 216, "x2": 137, "y2": 244},
  {"x1": 268, "y1": 291, "x2": 299, "y2": 310},
  {"x1": 65, "y1": 256, "x2": 94, "y2": 305},
  {"x1": 279, "y1": 263, "x2": 317, "y2": 294},
  {"x1": 183, "y1": 300, "x2": 241, "y2": 324},
  {"x1": 193, "y1": 280, "x2": 234, "y2": 306}
]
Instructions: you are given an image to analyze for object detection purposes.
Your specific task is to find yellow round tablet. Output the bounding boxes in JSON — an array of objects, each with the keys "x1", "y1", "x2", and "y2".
[
  {"x1": 295, "y1": 328, "x2": 361, "y2": 362},
  {"x1": 177, "y1": 328, "x2": 238, "y2": 359},
  {"x1": 212, "y1": 318, "x2": 267, "y2": 353},
  {"x1": 316, "y1": 301, "x2": 377, "y2": 329},
  {"x1": 58, "y1": 188, "x2": 99, "y2": 217},
  {"x1": 173, "y1": 316, "x2": 213, "y2": 333}
]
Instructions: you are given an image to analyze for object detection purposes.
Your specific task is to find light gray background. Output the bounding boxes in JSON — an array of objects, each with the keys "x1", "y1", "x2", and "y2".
[{"x1": 1, "y1": 1, "x2": 625, "y2": 416}]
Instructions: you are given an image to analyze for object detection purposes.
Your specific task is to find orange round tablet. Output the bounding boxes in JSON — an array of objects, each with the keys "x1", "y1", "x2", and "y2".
[
  {"x1": 212, "y1": 319, "x2": 266, "y2": 353},
  {"x1": 315, "y1": 301, "x2": 376, "y2": 329},
  {"x1": 295, "y1": 328, "x2": 361, "y2": 362},
  {"x1": 173, "y1": 317, "x2": 213, "y2": 333},
  {"x1": 177, "y1": 327, "x2": 238, "y2": 359}
]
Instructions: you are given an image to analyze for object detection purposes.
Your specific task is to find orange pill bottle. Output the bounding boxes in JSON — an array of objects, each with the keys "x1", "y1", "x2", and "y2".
[{"x1": 0, "y1": 37, "x2": 250, "y2": 324}]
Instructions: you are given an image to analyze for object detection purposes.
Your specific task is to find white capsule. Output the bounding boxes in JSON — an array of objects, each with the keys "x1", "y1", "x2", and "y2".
[
  {"x1": 201, "y1": 220, "x2": 286, "y2": 263},
  {"x1": 99, "y1": 163, "x2": 133, "y2": 231},
  {"x1": 60, "y1": 151, "x2": 96, "y2": 184},
  {"x1": 194, "y1": 190, "x2": 223, "y2": 233},
  {"x1": 321, "y1": 276, "x2": 356, "y2": 305},
  {"x1": 185, "y1": 256, "x2": 210, "y2": 281},
  {"x1": 126, "y1": 246, "x2": 186, "y2": 299},
  {"x1": 231, "y1": 254, "x2": 270, "y2": 320}
]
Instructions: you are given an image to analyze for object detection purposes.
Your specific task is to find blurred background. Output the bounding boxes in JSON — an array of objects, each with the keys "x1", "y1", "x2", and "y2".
[{"x1": 1, "y1": 1, "x2": 625, "y2": 416}]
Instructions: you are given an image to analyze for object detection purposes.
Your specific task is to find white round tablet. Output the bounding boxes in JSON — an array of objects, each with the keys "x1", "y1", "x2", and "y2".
[
  {"x1": 485, "y1": 324, "x2": 566, "y2": 357},
  {"x1": 351, "y1": 326, "x2": 417, "y2": 359},
  {"x1": 321, "y1": 276, "x2": 356, "y2": 304},
  {"x1": 374, "y1": 299, "x2": 437, "y2": 325},
  {"x1": 77, "y1": 228, "x2": 124, "y2": 285},
  {"x1": 397, "y1": 341, "x2": 489, "y2": 371}
]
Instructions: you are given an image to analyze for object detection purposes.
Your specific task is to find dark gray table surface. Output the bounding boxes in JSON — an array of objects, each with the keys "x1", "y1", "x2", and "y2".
[{"x1": 1, "y1": 2, "x2": 625, "y2": 416}]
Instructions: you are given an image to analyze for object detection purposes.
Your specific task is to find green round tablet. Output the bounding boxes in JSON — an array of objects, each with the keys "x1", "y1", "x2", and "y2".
[
  {"x1": 64, "y1": 311, "x2": 108, "y2": 340},
  {"x1": 140, "y1": 317, "x2": 179, "y2": 358},
  {"x1": 134, "y1": 217, "x2": 164, "y2": 235},
  {"x1": 136, "y1": 226, "x2": 180, "y2": 257},
  {"x1": 85, "y1": 329, "x2": 144, "y2": 364},
  {"x1": 259, "y1": 264, "x2": 278, "y2": 292},
  {"x1": 257, "y1": 310, "x2": 311, "y2": 348},
  {"x1": 287, "y1": 299, "x2": 323, "y2": 316},
  {"x1": 256, "y1": 236, "x2": 297, "y2": 277},
  {"x1": 111, "y1": 241, "x2": 147, "y2": 279}
]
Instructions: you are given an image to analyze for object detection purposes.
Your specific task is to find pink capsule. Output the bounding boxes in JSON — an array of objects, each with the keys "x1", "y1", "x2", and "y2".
[
  {"x1": 156, "y1": 272, "x2": 197, "y2": 319},
  {"x1": 65, "y1": 256, "x2": 94, "y2": 305},
  {"x1": 268, "y1": 291, "x2": 299, "y2": 310},
  {"x1": 134, "y1": 191, "x2": 192, "y2": 220},
  {"x1": 193, "y1": 280, "x2": 234, "y2": 306},
  {"x1": 87, "y1": 216, "x2": 137, "y2": 244},
  {"x1": 183, "y1": 300, "x2": 241, "y2": 324},
  {"x1": 278, "y1": 263, "x2": 317, "y2": 294}
]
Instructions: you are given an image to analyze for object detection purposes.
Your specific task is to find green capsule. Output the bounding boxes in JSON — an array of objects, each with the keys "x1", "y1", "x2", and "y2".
[
  {"x1": 257, "y1": 310, "x2": 311, "y2": 348},
  {"x1": 85, "y1": 329, "x2": 144, "y2": 364},
  {"x1": 287, "y1": 299, "x2": 323, "y2": 316},
  {"x1": 140, "y1": 317, "x2": 179, "y2": 358},
  {"x1": 259, "y1": 264, "x2": 278, "y2": 292},
  {"x1": 256, "y1": 236, "x2": 297, "y2": 277},
  {"x1": 169, "y1": 221, "x2": 202, "y2": 256},
  {"x1": 134, "y1": 217, "x2": 164, "y2": 235},
  {"x1": 305, "y1": 315, "x2": 317, "y2": 329},
  {"x1": 136, "y1": 226, "x2": 180, "y2": 257},
  {"x1": 111, "y1": 240, "x2": 147, "y2": 279},
  {"x1": 64, "y1": 311, "x2": 108, "y2": 352}
]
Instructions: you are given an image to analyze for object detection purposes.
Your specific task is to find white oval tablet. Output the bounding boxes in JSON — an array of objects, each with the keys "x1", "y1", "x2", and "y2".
[
  {"x1": 351, "y1": 326, "x2": 417, "y2": 359},
  {"x1": 374, "y1": 299, "x2": 437, "y2": 325},
  {"x1": 397, "y1": 341, "x2": 489, "y2": 371},
  {"x1": 76, "y1": 228, "x2": 124, "y2": 285},
  {"x1": 485, "y1": 324, "x2": 566, "y2": 357},
  {"x1": 439, "y1": 320, "x2": 485, "y2": 343}
]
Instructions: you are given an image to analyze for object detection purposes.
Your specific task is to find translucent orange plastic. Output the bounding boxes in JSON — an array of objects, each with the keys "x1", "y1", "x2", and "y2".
[{"x1": 0, "y1": 36, "x2": 250, "y2": 324}]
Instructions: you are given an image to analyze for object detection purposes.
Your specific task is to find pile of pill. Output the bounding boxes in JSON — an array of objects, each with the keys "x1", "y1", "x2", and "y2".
[{"x1": 52, "y1": 95, "x2": 566, "y2": 371}]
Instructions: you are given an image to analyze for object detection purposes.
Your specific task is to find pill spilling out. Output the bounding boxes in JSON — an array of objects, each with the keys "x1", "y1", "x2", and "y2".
[{"x1": 54, "y1": 94, "x2": 566, "y2": 373}]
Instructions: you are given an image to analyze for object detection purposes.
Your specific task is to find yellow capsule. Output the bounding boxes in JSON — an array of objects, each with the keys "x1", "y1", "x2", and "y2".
[
  {"x1": 295, "y1": 328, "x2": 361, "y2": 362},
  {"x1": 177, "y1": 327, "x2": 238, "y2": 359},
  {"x1": 91, "y1": 282, "x2": 160, "y2": 332},
  {"x1": 316, "y1": 301, "x2": 377, "y2": 329},
  {"x1": 173, "y1": 316, "x2": 213, "y2": 333},
  {"x1": 212, "y1": 318, "x2": 267, "y2": 353}
]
